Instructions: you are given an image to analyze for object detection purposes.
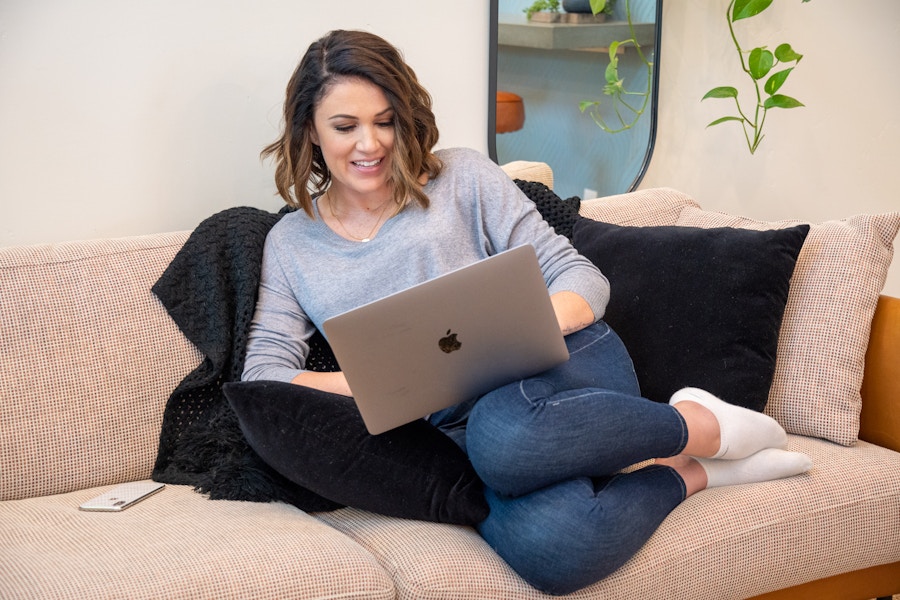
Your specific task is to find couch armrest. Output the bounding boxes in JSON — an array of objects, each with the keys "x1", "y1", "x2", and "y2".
[
  {"x1": 859, "y1": 294, "x2": 900, "y2": 452},
  {"x1": 500, "y1": 161, "x2": 553, "y2": 190}
]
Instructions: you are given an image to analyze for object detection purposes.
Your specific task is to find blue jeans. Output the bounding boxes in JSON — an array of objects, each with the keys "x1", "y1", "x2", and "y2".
[{"x1": 429, "y1": 322, "x2": 689, "y2": 595}]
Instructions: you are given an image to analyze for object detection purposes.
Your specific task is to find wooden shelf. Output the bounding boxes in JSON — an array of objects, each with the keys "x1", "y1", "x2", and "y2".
[{"x1": 498, "y1": 13, "x2": 656, "y2": 51}]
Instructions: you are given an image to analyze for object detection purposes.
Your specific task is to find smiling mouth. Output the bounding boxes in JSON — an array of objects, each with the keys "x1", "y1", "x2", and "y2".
[{"x1": 353, "y1": 159, "x2": 382, "y2": 168}]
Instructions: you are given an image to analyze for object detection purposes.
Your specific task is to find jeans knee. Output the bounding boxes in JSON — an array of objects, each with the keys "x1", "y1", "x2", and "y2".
[
  {"x1": 478, "y1": 487, "x2": 625, "y2": 595},
  {"x1": 465, "y1": 396, "x2": 536, "y2": 494},
  {"x1": 512, "y1": 544, "x2": 619, "y2": 596}
]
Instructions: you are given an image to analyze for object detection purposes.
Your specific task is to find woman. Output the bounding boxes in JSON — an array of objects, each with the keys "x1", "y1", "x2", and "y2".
[{"x1": 242, "y1": 29, "x2": 811, "y2": 595}]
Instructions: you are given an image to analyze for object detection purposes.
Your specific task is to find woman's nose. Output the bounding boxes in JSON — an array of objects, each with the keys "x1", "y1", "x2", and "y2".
[{"x1": 356, "y1": 126, "x2": 379, "y2": 152}]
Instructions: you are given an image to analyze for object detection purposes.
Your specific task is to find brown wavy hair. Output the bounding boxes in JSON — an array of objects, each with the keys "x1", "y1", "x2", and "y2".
[{"x1": 261, "y1": 30, "x2": 443, "y2": 216}]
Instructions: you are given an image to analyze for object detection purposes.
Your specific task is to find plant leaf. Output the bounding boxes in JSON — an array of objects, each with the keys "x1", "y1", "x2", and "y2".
[
  {"x1": 605, "y1": 56, "x2": 620, "y2": 85},
  {"x1": 764, "y1": 68, "x2": 793, "y2": 95},
  {"x1": 608, "y1": 40, "x2": 621, "y2": 61},
  {"x1": 775, "y1": 43, "x2": 803, "y2": 63},
  {"x1": 590, "y1": 0, "x2": 606, "y2": 15},
  {"x1": 603, "y1": 54, "x2": 623, "y2": 97},
  {"x1": 707, "y1": 116, "x2": 744, "y2": 127},
  {"x1": 702, "y1": 86, "x2": 738, "y2": 100},
  {"x1": 764, "y1": 94, "x2": 805, "y2": 109},
  {"x1": 749, "y1": 48, "x2": 774, "y2": 80},
  {"x1": 732, "y1": 0, "x2": 774, "y2": 21}
]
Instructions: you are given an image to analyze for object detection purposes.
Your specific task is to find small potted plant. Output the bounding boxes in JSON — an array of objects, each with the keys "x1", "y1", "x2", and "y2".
[
  {"x1": 562, "y1": 0, "x2": 615, "y2": 17},
  {"x1": 524, "y1": 0, "x2": 562, "y2": 22},
  {"x1": 525, "y1": 0, "x2": 615, "y2": 24}
]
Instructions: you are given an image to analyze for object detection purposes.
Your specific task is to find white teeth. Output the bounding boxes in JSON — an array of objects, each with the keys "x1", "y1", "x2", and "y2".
[{"x1": 354, "y1": 159, "x2": 381, "y2": 167}]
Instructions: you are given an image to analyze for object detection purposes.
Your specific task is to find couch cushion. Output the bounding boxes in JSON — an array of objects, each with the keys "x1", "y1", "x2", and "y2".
[
  {"x1": 0, "y1": 234, "x2": 202, "y2": 501},
  {"x1": 571, "y1": 220, "x2": 809, "y2": 411},
  {"x1": 315, "y1": 438, "x2": 900, "y2": 598},
  {"x1": 500, "y1": 160, "x2": 553, "y2": 190},
  {"x1": 578, "y1": 187, "x2": 700, "y2": 226},
  {"x1": 0, "y1": 483, "x2": 394, "y2": 599},
  {"x1": 676, "y1": 207, "x2": 900, "y2": 445}
]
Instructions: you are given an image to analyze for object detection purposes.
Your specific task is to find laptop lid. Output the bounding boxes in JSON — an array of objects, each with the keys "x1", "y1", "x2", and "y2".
[{"x1": 321, "y1": 244, "x2": 569, "y2": 434}]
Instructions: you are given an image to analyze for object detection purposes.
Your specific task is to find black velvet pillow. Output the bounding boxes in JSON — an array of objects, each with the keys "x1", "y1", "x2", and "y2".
[
  {"x1": 571, "y1": 219, "x2": 810, "y2": 412},
  {"x1": 223, "y1": 380, "x2": 489, "y2": 525}
]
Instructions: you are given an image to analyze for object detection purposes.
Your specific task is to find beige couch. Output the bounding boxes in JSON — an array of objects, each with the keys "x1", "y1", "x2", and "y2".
[{"x1": 2, "y1": 163, "x2": 899, "y2": 599}]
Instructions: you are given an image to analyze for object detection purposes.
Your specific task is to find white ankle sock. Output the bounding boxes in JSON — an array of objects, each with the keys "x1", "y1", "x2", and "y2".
[
  {"x1": 697, "y1": 448, "x2": 812, "y2": 488},
  {"x1": 670, "y1": 387, "x2": 787, "y2": 460}
]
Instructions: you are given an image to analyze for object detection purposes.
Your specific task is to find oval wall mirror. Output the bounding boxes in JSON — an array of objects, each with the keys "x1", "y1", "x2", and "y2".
[{"x1": 488, "y1": 0, "x2": 663, "y2": 199}]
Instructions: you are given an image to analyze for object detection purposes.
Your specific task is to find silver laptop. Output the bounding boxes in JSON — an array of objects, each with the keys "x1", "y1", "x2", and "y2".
[{"x1": 321, "y1": 244, "x2": 569, "y2": 434}]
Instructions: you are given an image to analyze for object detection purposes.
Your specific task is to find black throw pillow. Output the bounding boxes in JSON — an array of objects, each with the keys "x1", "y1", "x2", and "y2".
[
  {"x1": 223, "y1": 380, "x2": 489, "y2": 525},
  {"x1": 571, "y1": 219, "x2": 810, "y2": 412}
]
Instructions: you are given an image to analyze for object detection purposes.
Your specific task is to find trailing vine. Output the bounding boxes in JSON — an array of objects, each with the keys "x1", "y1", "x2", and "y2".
[
  {"x1": 702, "y1": 0, "x2": 811, "y2": 154},
  {"x1": 578, "y1": 0, "x2": 652, "y2": 134}
]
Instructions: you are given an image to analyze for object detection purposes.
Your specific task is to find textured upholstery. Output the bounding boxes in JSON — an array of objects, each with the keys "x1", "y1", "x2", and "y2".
[
  {"x1": 0, "y1": 484, "x2": 394, "y2": 599},
  {"x1": 578, "y1": 187, "x2": 700, "y2": 226},
  {"x1": 676, "y1": 207, "x2": 900, "y2": 445},
  {"x1": 315, "y1": 435, "x2": 900, "y2": 599},
  {"x1": 499, "y1": 160, "x2": 553, "y2": 190},
  {"x1": 0, "y1": 233, "x2": 201, "y2": 501}
]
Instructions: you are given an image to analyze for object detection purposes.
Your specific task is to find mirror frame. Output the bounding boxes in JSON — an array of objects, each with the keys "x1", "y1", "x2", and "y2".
[{"x1": 487, "y1": 0, "x2": 664, "y2": 193}]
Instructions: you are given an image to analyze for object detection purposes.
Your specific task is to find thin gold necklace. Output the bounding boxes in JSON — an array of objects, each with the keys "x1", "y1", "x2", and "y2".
[{"x1": 325, "y1": 191, "x2": 391, "y2": 243}]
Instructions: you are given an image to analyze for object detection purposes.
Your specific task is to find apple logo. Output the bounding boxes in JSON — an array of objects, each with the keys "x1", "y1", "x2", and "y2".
[{"x1": 438, "y1": 329, "x2": 462, "y2": 354}]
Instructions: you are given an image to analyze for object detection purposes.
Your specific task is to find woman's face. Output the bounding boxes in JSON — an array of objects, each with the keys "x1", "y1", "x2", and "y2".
[{"x1": 310, "y1": 77, "x2": 396, "y2": 204}]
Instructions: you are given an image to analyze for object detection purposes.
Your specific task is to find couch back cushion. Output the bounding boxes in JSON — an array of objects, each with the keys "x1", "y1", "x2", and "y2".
[
  {"x1": 579, "y1": 187, "x2": 700, "y2": 226},
  {"x1": 0, "y1": 233, "x2": 202, "y2": 500},
  {"x1": 676, "y1": 207, "x2": 900, "y2": 445}
]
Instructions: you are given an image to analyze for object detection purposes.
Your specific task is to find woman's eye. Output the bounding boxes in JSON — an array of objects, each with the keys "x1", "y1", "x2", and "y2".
[{"x1": 333, "y1": 119, "x2": 392, "y2": 133}]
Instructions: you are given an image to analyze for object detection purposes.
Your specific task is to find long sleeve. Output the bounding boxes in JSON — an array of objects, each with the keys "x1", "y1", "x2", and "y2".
[{"x1": 241, "y1": 147, "x2": 610, "y2": 384}]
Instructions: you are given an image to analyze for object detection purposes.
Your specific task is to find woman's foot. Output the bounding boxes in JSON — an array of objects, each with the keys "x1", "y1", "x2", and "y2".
[
  {"x1": 659, "y1": 449, "x2": 813, "y2": 496},
  {"x1": 671, "y1": 387, "x2": 787, "y2": 460},
  {"x1": 696, "y1": 448, "x2": 813, "y2": 488}
]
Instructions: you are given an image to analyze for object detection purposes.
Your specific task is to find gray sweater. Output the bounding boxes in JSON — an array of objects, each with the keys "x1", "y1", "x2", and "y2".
[{"x1": 242, "y1": 147, "x2": 609, "y2": 383}]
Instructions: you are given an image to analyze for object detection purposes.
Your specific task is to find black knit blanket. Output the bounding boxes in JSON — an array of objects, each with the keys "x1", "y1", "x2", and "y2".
[
  {"x1": 151, "y1": 206, "x2": 342, "y2": 511},
  {"x1": 149, "y1": 181, "x2": 578, "y2": 508}
]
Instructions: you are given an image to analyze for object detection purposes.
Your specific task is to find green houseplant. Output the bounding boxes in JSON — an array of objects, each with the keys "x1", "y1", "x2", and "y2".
[
  {"x1": 578, "y1": 0, "x2": 650, "y2": 134},
  {"x1": 702, "y1": 0, "x2": 812, "y2": 154},
  {"x1": 523, "y1": 0, "x2": 560, "y2": 20}
]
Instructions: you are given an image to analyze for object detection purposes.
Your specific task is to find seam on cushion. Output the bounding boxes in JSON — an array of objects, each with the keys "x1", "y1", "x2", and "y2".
[
  {"x1": 315, "y1": 511, "x2": 502, "y2": 599},
  {"x1": 385, "y1": 551, "x2": 524, "y2": 599},
  {"x1": 0, "y1": 234, "x2": 190, "y2": 269}
]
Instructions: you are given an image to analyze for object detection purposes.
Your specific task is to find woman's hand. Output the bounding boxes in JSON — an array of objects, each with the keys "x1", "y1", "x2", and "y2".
[
  {"x1": 291, "y1": 370, "x2": 353, "y2": 397},
  {"x1": 550, "y1": 291, "x2": 597, "y2": 336}
]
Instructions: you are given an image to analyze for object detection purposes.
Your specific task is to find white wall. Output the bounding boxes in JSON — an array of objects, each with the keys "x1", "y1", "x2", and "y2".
[
  {"x1": 4, "y1": 1, "x2": 898, "y2": 296},
  {"x1": 641, "y1": 0, "x2": 900, "y2": 296},
  {"x1": 0, "y1": 0, "x2": 490, "y2": 246}
]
